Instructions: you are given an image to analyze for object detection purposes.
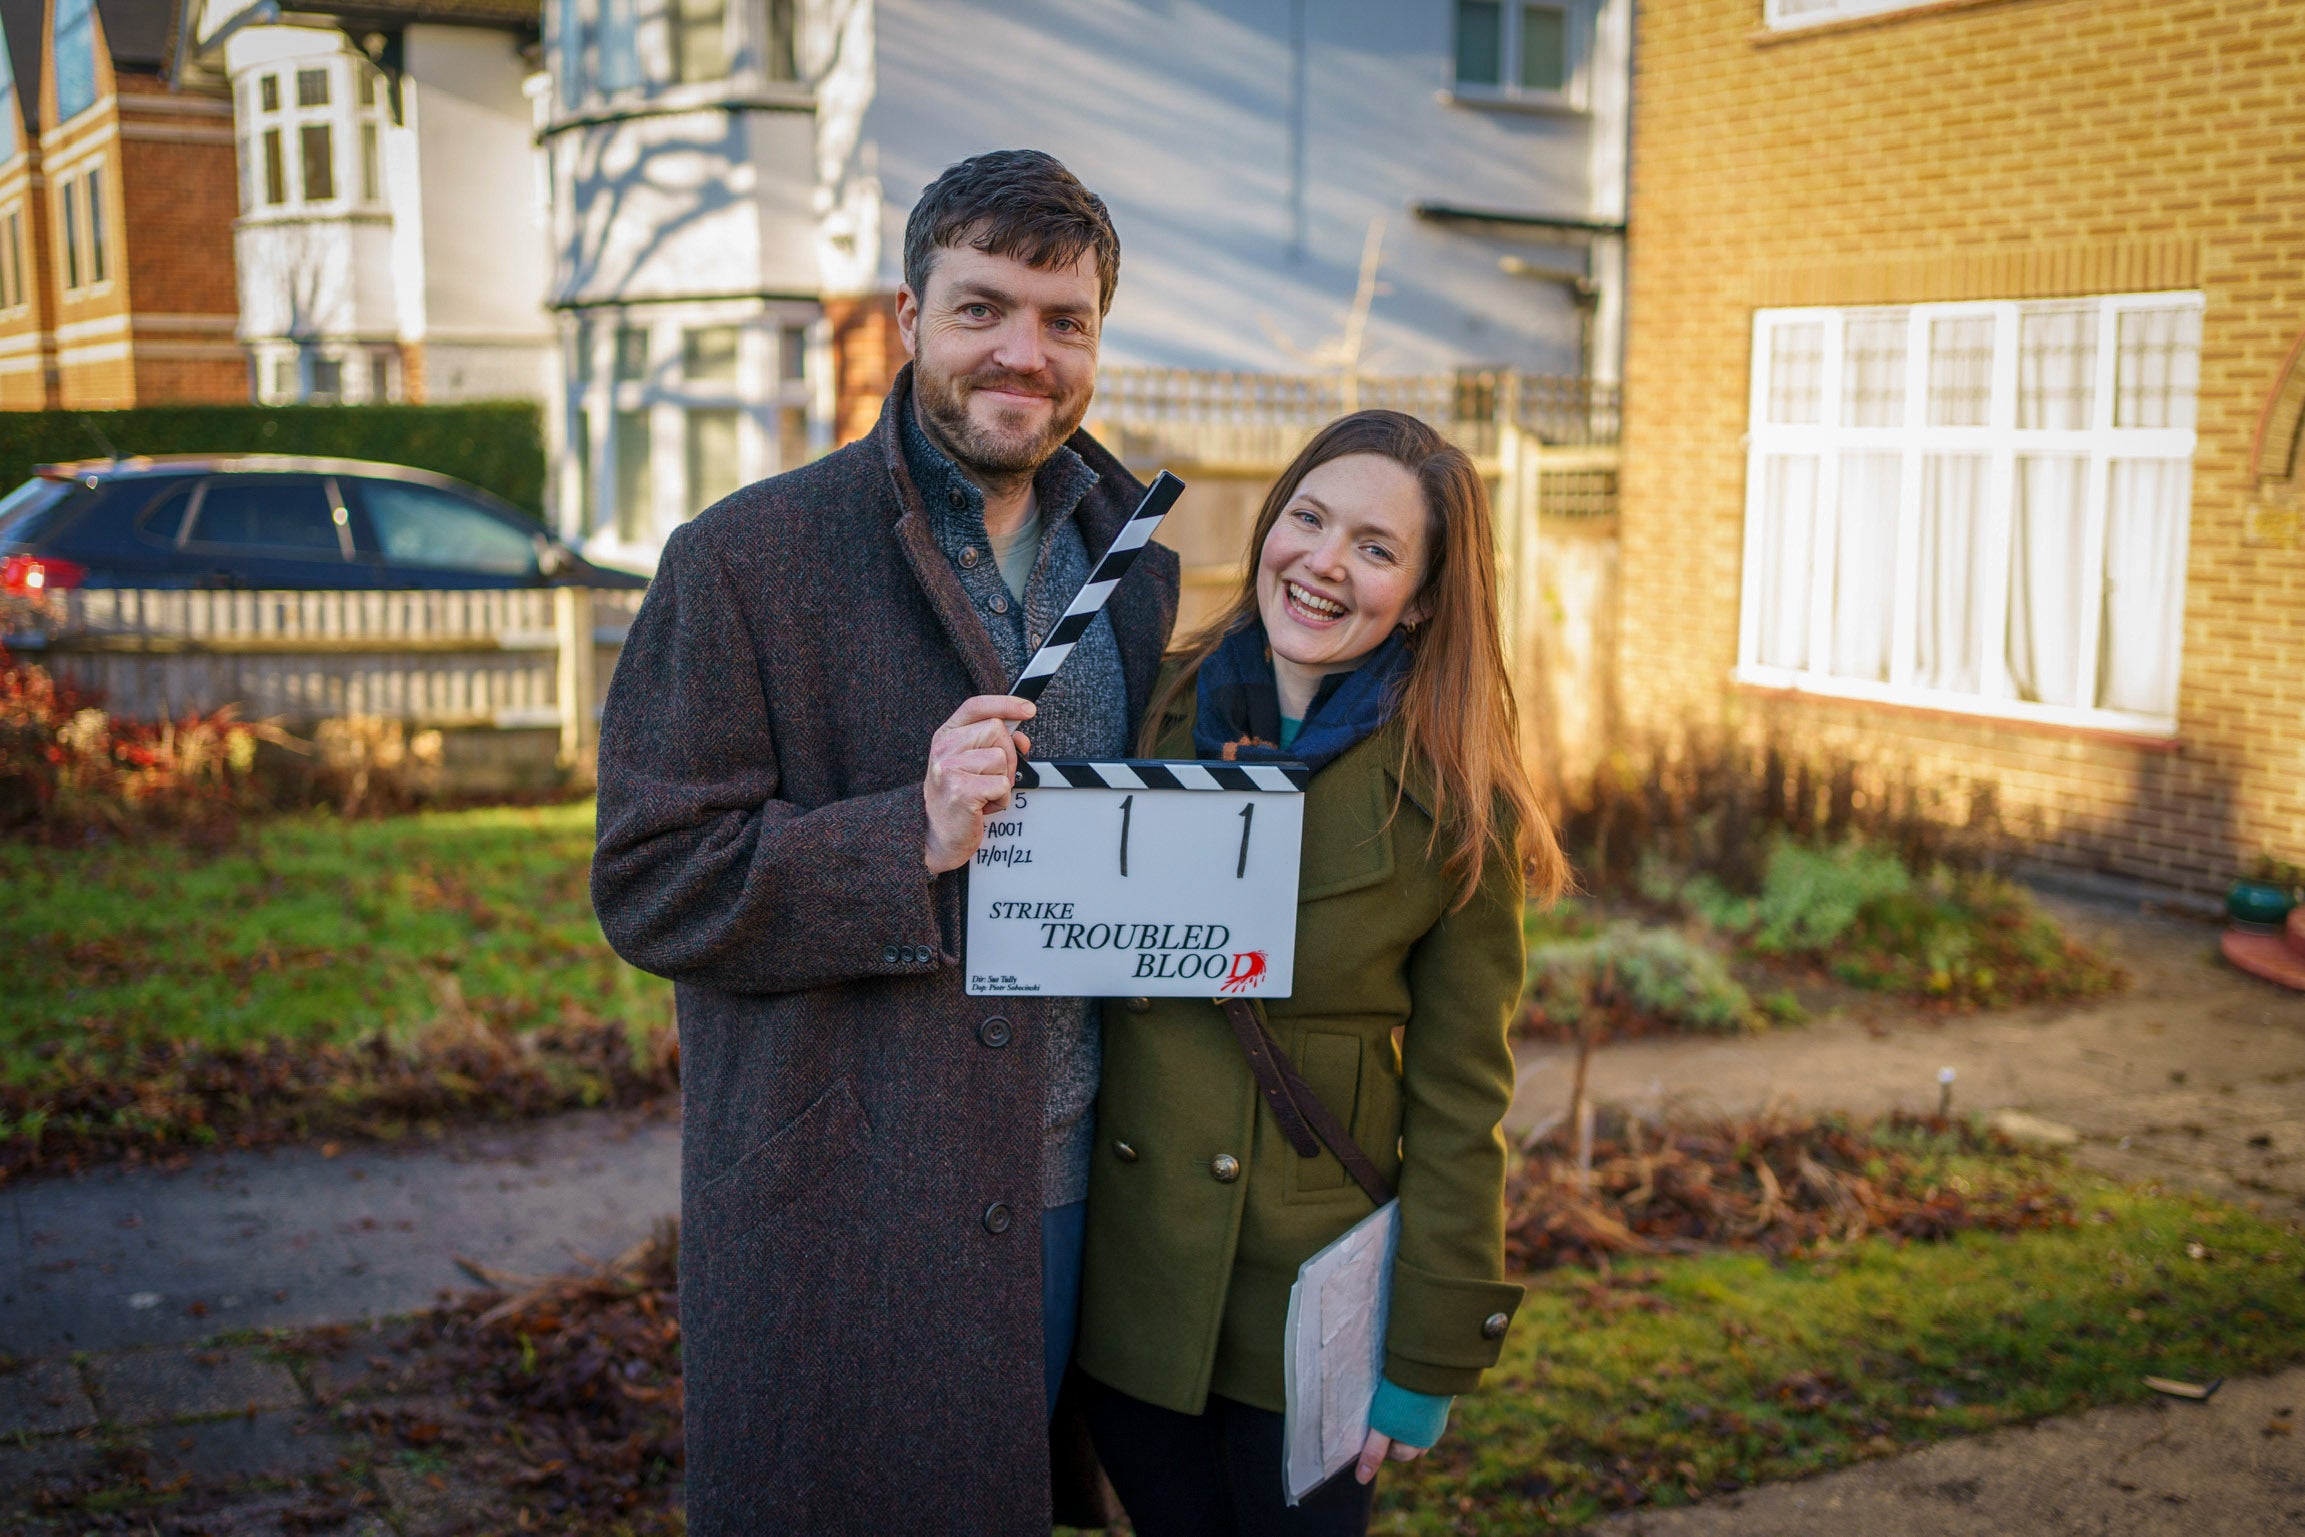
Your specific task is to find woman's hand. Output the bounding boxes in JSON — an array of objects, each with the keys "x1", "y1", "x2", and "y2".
[{"x1": 1353, "y1": 1429, "x2": 1426, "y2": 1483}]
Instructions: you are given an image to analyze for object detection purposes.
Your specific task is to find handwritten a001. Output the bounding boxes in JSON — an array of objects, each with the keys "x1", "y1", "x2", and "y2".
[{"x1": 964, "y1": 780, "x2": 1304, "y2": 999}]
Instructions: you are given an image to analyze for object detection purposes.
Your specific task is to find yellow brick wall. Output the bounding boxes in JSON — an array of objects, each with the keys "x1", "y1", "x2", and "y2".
[{"x1": 1619, "y1": 0, "x2": 2305, "y2": 894}]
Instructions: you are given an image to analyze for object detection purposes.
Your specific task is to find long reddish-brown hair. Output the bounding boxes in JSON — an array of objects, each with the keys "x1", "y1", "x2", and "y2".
[{"x1": 1140, "y1": 410, "x2": 1569, "y2": 907}]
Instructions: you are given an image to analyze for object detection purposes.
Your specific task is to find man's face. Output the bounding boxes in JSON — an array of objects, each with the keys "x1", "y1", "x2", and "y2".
[{"x1": 896, "y1": 240, "x2": 1102, "y2": 484}]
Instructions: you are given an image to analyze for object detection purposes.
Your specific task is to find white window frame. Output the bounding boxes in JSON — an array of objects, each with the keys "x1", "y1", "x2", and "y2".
[
  {"x1": 1737, "y1": 291, "x2": 2204, "y2": 738},
  {"x1": 1765, "y1": 0, "x2": 1930, "y2": 30},
  {"x1": 1447, "y1": 0, "x2": 1587, "y2": 112}
]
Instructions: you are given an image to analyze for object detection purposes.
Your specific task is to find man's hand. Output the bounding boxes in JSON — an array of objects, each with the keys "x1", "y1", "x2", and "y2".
[
  {"x1": 1354, "y1": 1429, "x2": 1426, "y2": 1484},
  {"x1": 923, "y1": 696, "x2": 1036, "y2": 874}
]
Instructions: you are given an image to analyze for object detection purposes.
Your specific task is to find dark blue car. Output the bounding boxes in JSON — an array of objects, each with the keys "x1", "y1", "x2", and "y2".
[{"x1": 0, "y1": 455, "x2": 646, "y2": 595}]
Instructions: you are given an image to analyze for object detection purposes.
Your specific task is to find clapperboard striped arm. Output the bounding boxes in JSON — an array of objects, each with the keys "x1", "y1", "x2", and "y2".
[
  {"x1": 1016, "y1": 759, "x2": 1311, "y2": 792},
  {"x1": 1010, "y1": 470, "x2": 1186, "y2": 703}
]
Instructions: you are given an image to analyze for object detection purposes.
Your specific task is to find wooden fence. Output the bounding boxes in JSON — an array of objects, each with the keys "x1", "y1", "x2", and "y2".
[
  {"x1": 13, "y1": 587, "x2": 643, "y2": 784},
  {"x1": 1086, "y1": 366, "x2": 1619, "y2": 470},
  {"x1": 1084, "y1": 368, "x2": 1624, "y2": 794}
]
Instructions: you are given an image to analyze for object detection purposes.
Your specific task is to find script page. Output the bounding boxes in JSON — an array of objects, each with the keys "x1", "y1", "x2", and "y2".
[{"x1": 1283, "y1": 1200, "x2": 1400, "y2": 1503}]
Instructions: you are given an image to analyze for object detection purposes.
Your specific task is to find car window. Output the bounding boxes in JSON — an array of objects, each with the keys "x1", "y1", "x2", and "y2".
[
  {"x1": 359, "y1": 480, "x2": 537, "y2": 575},
  {"x1": 187, "y1": 477, "x2": 346, "y2": 558},
  {"x1": 134, "y1": 485, "x2": 197, "y2": 547},
  {"x1": 0, "y1": 479, "x2": 82, "y2": 546}
]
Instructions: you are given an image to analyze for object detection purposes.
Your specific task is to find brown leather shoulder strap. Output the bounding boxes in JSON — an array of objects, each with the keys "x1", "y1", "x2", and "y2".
[{"x1": 1220, "y1": 1000, "x2": 1395, "y2": 1207}]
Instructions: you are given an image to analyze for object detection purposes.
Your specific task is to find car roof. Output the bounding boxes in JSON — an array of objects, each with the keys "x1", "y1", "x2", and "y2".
[
  {"x1": 36, "y1": 454, "x2": 477, "y2": 491},
  {"x1": 31, "y1": 455, "x2": 549, "y2": 528}
]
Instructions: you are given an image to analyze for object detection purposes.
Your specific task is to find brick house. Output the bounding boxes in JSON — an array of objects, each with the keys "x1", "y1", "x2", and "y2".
[
  {"x1": 0, "y1": 0, "x2": 244, "y2": 408},
  {"x1": 174, "y1": 0, "x2": 553, "y2": 408},
  {"x1": 1615, "y1": 0, "x2": 2305, "y2": 896}
]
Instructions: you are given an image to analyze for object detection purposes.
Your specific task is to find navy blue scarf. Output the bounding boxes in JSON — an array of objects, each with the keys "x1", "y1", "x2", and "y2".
[{"x1": 1191, "y1": 621, "x2": 1412, "y2": 774}]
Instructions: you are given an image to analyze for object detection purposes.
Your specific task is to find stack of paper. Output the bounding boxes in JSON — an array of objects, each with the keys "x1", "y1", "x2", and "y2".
[{"x1": 1280, "y1": 1199, "x2": 1401, "y2": 1504}]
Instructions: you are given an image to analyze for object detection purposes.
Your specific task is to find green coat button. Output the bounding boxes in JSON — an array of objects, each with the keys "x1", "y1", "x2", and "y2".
[
  {"x1": 1481, "y1": 1311, "x2": 1509, "y2": 1340},
  {"x1": 1114, "y1": 1140, "x2": 1139, "y2": 1163},
  {"x1": 1210, "y1": 1154, "x2": 1241, "y2": 1183},
  {"x1": 1124, "y1": 997, "x2": 1151, "y2": 1013}
]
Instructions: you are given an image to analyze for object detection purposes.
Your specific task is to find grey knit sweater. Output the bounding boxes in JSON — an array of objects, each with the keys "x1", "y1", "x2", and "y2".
[{"x1": 900, "y1": 406, "x2": 1128, "y2": 1207}]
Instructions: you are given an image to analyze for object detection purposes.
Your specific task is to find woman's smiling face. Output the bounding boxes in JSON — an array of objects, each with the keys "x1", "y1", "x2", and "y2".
[{"x1": 1255, "y1": 452, "x2": 1431, "y2": 677}]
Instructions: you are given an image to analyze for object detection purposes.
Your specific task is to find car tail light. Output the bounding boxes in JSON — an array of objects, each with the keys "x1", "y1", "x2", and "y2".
[{"x1": 0, "y1": 554, "x2": 88, "y2": 594}]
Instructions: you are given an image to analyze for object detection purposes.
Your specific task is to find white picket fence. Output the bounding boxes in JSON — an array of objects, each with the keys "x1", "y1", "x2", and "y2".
[{"x1": 13, "y1": 587, "x2": 645, "y2": 778}]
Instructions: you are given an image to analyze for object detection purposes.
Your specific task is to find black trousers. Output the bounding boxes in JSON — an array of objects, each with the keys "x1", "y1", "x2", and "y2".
[{"x1": 1081, "y1": 1376, "x2": 1379, "y2": 1537}]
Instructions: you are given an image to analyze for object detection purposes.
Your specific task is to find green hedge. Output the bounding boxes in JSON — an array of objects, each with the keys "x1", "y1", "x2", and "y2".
[{"x1": 0, "y1": 402, "x2": 548, "y2": 517}]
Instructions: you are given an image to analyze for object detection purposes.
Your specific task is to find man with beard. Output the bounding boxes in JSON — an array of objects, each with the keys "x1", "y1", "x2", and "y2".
[{"x1": 591, "y1": 150, "x2": 1177, "y2": 1534}]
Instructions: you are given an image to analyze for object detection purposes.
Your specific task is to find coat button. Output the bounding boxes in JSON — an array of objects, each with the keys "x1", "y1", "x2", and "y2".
[
  {"x1": 960, "y1": 545, "x2": 981, "y2": 567},
  {"x1": 978, "y1": 1016, "x2": 1012, "y2": 1048},
  {"x1": 982, "y1": 1202, "x2": 1013, "y2": 1234},
  {"x1": 881, "y1": 944, "x2": 899, "y2": 964},
  {"x1": 1481, "y1": 1312, "x2": 1510, "y2": 1341},
  {"x1": 1113, "y1": 1140, "x2": 1138, "y2": 1163},
  {"x1": 1124, "y1": 997, "x2": 1151, "y2": 1014},
  {"x1": 1210, "y1": 1154, "x2": 1241, "y2": 1183}
]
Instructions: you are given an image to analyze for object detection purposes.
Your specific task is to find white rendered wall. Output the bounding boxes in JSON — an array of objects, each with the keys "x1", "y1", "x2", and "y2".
[
  {"x1": 402, "y1": 25, "x2": 555, "y2": 398},
  {"x1": 550, "y1": 105, "x2": 818, "y2": 306},
  {"x1": 857, "y1": 0, "x2": 1625, "y2": 377}
]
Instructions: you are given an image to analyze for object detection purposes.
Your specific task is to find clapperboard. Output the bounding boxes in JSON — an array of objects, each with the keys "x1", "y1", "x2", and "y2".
[{"x1": 965, "y1": 472, "x2": 1310, "y2": 998}]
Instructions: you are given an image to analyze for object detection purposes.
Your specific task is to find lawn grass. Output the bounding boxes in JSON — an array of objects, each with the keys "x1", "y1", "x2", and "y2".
[
  {"x1": 1, "y1": 800, "x2": 659, "y2": 1071},
  {"x1": 1377, "y1": 1164, "x2": 2305, "y2": 1533},
  {"x1": 0, "y1": 801, "x2": 671, "y2": 1170}
]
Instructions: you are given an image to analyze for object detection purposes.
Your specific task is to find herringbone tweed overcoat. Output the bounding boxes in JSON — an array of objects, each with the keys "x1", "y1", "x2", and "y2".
[{"x1": 591, "y1": 367, "x2": 1178, "y2": 1536}]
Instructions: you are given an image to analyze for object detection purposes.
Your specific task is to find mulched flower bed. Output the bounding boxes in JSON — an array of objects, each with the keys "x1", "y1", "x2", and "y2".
[
  {"x1": 1505, "y1": 1111, "x2": 2075, "y2": 1273},
  {"x1": 0, "y1": 1015, "x2": 677, "y2": 1185}
]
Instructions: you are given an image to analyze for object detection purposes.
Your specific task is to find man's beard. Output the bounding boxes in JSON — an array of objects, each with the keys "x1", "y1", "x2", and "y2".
[{"x1": 913, "y1": 361, "x2": 1090, "y2": 491}]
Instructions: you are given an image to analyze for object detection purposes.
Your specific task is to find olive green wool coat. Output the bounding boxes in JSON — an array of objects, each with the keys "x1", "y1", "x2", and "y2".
[{"x1": 1075, "y1": 692, "x2": 1527, "y2": 1415}]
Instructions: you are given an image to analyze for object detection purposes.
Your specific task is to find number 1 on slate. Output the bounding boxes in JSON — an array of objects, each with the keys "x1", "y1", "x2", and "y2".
[
  {"x1": 1236, "y1": 802, "x2": 1254, "y2": 878},
  {"x1": 1117, "y1": 794, "x2": 1132, "y2": 877}
]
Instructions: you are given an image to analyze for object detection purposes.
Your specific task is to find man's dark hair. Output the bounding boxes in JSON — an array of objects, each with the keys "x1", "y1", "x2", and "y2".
[{"x1": 903, "y1": 150, "x2": 1121, "y2": 315}]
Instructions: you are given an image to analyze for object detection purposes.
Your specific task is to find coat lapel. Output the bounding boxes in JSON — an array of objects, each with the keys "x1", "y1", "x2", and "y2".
[{"x1": 876, "y1": 366, "x2": 1009, "y2": 698}]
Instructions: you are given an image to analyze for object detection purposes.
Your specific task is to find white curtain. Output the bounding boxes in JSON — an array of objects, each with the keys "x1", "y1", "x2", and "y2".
[
  {"x1": 2018, "y1": 306, "x2": 2096, "y2": 430},
  {"x1": 2099, "y1": 460, "x2": 2189, "y2": 717},
  {"x1": 2007, "y1": 457, "x2": 2087, "y2": 706},
  {"x1": 1927, "y1": 315, "x2": 1995, "y2": 427},
  {"x1": 1915, "y1": 455, "x2": 1986, "y2": 692},
  {"x1": 1830, "y1": 452, "x2": 1898, "y2": 682},
  {"x1": 1753, "y1": 455, "x2": 1817, "y2": 670}
]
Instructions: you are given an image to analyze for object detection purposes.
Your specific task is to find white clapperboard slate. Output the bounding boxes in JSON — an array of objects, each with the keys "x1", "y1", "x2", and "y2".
[
  {"x1": 966, "y1": 757, "x2": 1309, "y2": 997},
  {"x1": 964, "y1": 470, "x2": 1309, "y2": 999}
]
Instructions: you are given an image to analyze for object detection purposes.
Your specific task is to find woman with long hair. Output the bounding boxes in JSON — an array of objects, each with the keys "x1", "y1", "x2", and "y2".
[{"x1": 1073, "y1": 410, "x2": 1568, "y2": 1534}]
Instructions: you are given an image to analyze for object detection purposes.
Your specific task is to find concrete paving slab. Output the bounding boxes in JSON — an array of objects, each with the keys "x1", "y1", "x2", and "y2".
[
  {"x1": 0, "y1": 1433, "x2": 99, "y2": 1505},
  {"x1": 0, "y1": 1358, "x2": 94, "y2": 1436},
  {"x1": 89, "y1": 1346, "x2": 304, "y2": 1424},
  {"x1": 140, "y1": 1409, "x2": 348, "y2": 1484},
  {"x1": 1601, "y1": 1366, "x2": 2305, "y2": 1535},
  {"x1": 0, "y1": 1102, "x2": 676, "y2": 1356}
]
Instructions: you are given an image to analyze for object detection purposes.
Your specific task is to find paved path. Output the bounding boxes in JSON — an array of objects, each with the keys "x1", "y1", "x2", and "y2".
[
  {"x1": 1601, "y1": 1365, "x2": 2305, "y2": 1536},
  {"x1": 1, "y1": 1103, "x2": 677, "y2": 1357},
  {"x1": 1510, "y1": 893, "x2": 2305, "y2": 1210}
]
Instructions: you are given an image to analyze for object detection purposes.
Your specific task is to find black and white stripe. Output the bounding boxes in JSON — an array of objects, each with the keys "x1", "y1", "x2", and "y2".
[
  {"x1": 1010, "y1": 470, "x2": 1185, "y2": 703},
  {"x1": 1015, "y1": 758, "x2": 1310, "y2": 793}
]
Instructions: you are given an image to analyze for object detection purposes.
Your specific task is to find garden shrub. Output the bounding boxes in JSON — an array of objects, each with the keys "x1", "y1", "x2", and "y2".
[
  {"x1": 0, "y1": 402, "x2": 547, "y2": 516},
  {"x1": 0, "y1": 642, "x2": 270, "y2": 842},
  {"x1": 1522, "y1": 922, "x2": 1768, "y2": 1039},
  {"x1": 1639, "y1": 834, "x2": 2122, "y2": 1008}
]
